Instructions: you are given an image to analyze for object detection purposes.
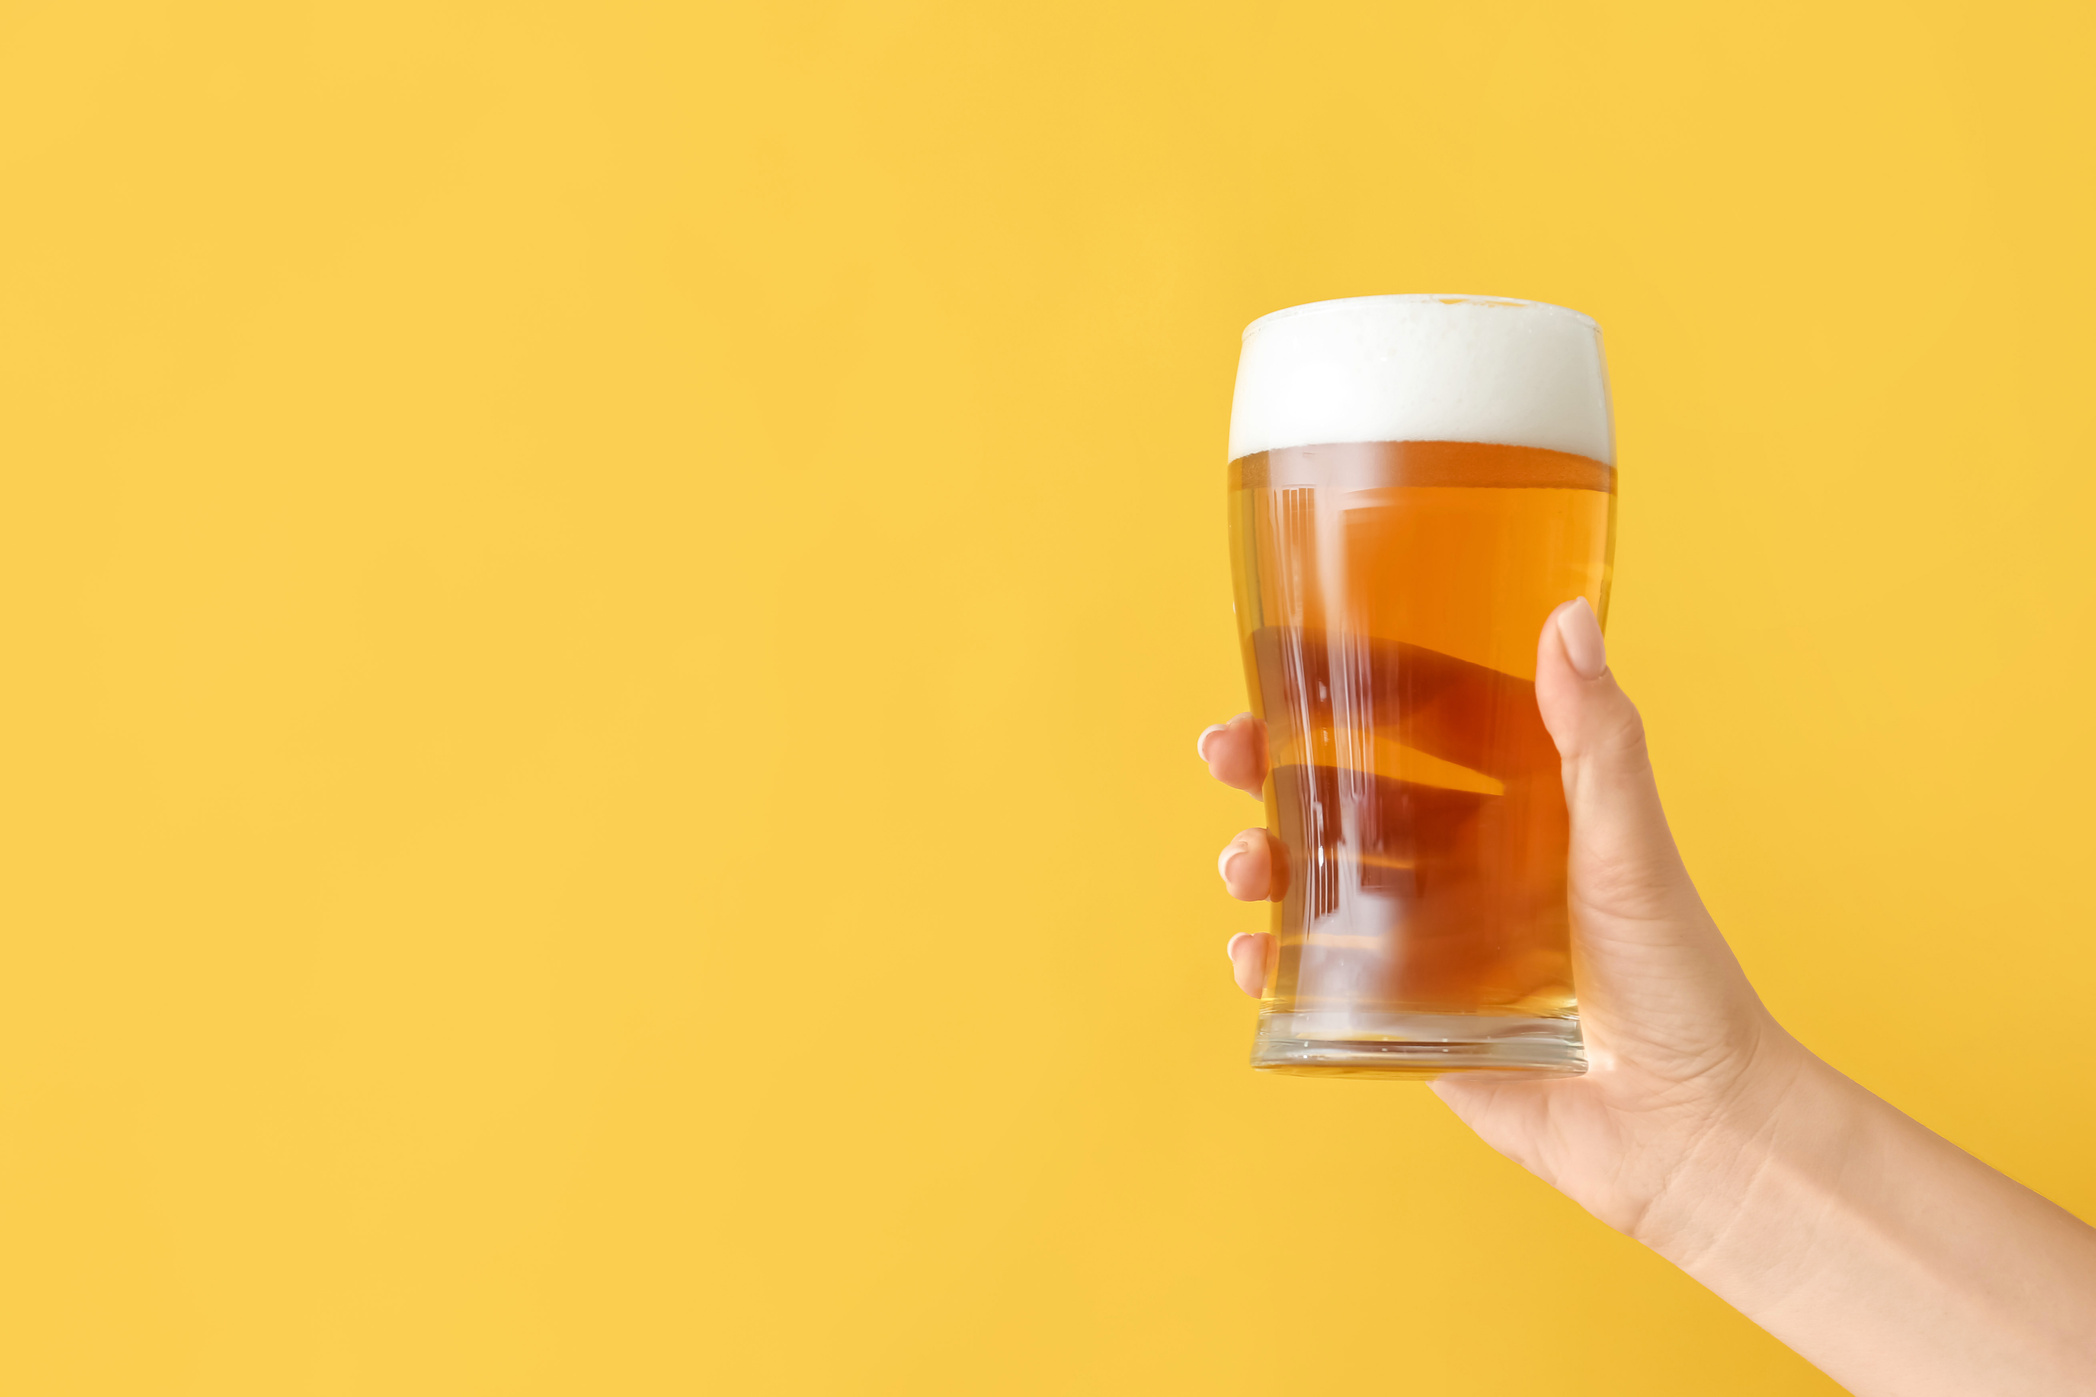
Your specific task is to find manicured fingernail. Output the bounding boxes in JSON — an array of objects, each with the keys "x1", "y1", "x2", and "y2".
[
  {"x1": 1197, "y1": 725, "x2": 1227, "y2": 762},
  {"x1": 1556, "y1": 597, "x2": 1607, "y2": 679},
  {"x1": 1226, "y1": 932, "x2": 1255, "y2": 962},
  {"x1": 1218, "y1": 839, "x2": 1247, "y2": 882}
]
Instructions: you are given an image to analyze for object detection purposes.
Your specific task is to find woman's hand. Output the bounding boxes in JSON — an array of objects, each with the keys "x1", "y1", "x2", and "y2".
[
  {"x1": 1196, "y1": 599, "x2": 1805, "y2": 1240},
  {"x1": 1200, "y1": 600, "x2": 2096, "y2": 1395}
]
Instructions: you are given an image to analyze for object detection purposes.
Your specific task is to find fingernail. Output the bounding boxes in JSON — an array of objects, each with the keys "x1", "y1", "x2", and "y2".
[
  {"x1": 1226, "y1": 932, "x2": 1254, "y2": 962},
  {"x1": 1217, "y1": 839, "x2": 1247, "y2": 882},
  {"x1": 1556, "y1": 597, "x2": 1607, "y2": 680},
  {"x1": 1196, "y1": 725, "x2": 1226, "y2": 762}
]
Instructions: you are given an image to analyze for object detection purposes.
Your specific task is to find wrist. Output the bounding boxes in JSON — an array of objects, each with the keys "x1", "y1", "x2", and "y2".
[{"x1": 1628, "y1": 1019, "x2": 1847, "y2": 1270}]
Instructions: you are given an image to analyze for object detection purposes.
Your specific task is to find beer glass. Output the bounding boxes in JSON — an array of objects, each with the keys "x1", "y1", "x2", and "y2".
[{"x1": 1227, "y1": 295, "x2": 1615, "y2": 1077}]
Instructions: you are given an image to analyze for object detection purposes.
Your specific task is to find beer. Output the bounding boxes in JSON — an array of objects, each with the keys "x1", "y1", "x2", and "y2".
[{"x1": 1226, "y1": 297, "x2": 1616, "y2": 1076}]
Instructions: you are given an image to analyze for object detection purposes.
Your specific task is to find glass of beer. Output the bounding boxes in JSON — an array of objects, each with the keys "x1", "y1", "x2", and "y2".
[{"x1": 1227, "y1": 295, "x2": 1615, "y2": 1077}]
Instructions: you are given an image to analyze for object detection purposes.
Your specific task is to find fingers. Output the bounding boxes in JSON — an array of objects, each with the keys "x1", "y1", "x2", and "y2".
[
  {"x1": 1196, "y1": 713, "x2": 1268, "y2": 798},
  {"x1": 1536, "y1": 599, "x2": 1701, "y2": 926},
  {"x1": 1216, "y1": 828, "x2": 1273, "y2": 901},
  {"x1": 1203, "y1": 718, "x2": 1277, "y2": 1000},
  {"x1": 1226, "y1": 932, "x2": 1272, "y2": 998}
]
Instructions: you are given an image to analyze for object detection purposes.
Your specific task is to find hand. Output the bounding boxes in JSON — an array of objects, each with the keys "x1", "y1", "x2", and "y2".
[
  {"x1": 1196, "y1": 599, "x2": 1805, "y2": 1240},
  {"x1": 1201, "y1": 601, "x2": 2096, "y2": 1395}
]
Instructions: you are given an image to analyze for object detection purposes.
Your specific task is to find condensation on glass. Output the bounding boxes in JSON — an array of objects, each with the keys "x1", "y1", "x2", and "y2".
[{"x1": 1227, "y1": 295, "x2": 1616, "y2": 1077}]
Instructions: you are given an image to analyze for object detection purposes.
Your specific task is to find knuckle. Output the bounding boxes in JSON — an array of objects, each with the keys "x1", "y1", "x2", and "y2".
[{"x1": 1600, "y1": 701, "x2": 1648, "y2": 757}]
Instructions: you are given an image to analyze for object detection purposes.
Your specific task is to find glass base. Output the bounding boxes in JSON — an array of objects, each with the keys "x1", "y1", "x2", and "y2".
[{"x1": 1251, "y1": 1010, "x2": 1586, "y2": 1079}]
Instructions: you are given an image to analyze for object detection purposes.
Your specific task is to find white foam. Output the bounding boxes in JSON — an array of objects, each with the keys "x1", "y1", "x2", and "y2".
[{"x1": 1229, "y1": 295, "x2": 1614, "y2": 463}]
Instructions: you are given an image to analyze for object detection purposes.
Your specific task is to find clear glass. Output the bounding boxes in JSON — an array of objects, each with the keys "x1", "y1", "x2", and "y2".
[{"x1": 1227, "y1": 297, "x2": 1615, "y2": 1078}]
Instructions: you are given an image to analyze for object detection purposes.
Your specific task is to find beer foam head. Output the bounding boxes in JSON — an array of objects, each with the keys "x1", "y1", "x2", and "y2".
[{"x1": 1229, "y1": 295, "x2": 1614, "y2": 463}]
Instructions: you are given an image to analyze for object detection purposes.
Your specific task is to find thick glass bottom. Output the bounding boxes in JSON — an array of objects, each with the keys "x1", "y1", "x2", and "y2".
[{"x1": 1251, "y1": 1010, "x2": 1586, "y2": 1079}]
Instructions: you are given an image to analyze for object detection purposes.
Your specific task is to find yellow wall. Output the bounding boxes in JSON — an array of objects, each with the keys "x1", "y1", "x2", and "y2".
[{"x1": 2, "y1": 2, "x2": 2090, "y2": 1392}]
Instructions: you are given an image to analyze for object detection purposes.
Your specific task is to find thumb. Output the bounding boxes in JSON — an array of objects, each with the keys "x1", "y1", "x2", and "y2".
[{"x1": 1537, "y1": 599, "x2": 1701, "y2": 929}]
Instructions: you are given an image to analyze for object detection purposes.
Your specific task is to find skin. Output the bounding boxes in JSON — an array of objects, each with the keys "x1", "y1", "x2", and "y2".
[{"x1": 1198, "y1": 599, "x2": 2096, "y2": 1396}]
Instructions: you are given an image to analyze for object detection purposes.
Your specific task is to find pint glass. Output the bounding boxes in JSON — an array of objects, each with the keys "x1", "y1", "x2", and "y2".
[{"x1": 1227, "y1": 295, "x2": 1615, "y2": 1077}]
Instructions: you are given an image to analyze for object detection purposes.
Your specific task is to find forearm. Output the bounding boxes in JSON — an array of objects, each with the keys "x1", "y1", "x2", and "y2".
[{"x1": 1641, "y1": 1041, "x2": 2096, "y2": 1396}]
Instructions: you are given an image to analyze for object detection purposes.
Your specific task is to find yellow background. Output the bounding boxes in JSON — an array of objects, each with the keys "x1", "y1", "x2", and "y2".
[{"x1": 2, "y1": 1, "x2": 2091, "y2": 1392}]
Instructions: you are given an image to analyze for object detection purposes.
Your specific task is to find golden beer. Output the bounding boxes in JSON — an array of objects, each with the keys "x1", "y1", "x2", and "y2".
[{"x1": 1226, "y1": 297, "x2": 1616, "y2": 1076}]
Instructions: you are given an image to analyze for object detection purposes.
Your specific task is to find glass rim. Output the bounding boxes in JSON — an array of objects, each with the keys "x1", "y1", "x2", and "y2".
[{"x1": 1242, "y1": 293, "x2": 1600, "y2": 341}]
